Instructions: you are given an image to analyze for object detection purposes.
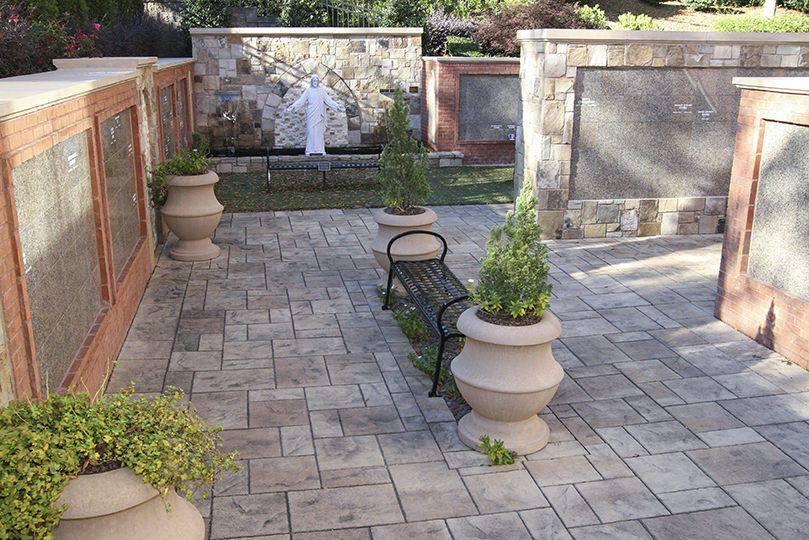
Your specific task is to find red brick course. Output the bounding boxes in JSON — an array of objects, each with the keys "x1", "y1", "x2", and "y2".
[
  {"x1": 421, "y1": 59, "x2": 519, "y2": 165},
  {"x1": 716, "y1": 86, "x2": 809, "y2": 370}
]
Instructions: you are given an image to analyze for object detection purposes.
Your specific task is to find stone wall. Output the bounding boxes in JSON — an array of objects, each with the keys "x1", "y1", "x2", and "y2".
[
  {"x1": 421, "y1": 57, "x2": 520, "y2": 165},
  {"x1": 191, "y1": 28, "x2": 423, "y2": 153},
  {"x1": 516, "y1": 29, "x2": 809, "y2": 239},
  {"x1": 716, "y1": 77, "x2": 809, "y2": 370}
]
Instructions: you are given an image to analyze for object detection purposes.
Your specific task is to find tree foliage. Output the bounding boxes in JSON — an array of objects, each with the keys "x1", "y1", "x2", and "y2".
[{"x1": 377, "y1": 87, "x2": 430, "y2": 214}]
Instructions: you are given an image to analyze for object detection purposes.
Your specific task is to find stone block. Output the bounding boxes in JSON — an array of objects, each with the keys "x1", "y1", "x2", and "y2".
[
  {"x1": 679, "y1": 198, "x2": 705, "y2": 212},
  {"x1": 698, "y1": 215, "x2": 719, "y2": 234},
  {"x1": 679, "y1": 211, "x2": 696, "y2": 224},
  {"x1": 704, "y1": 197, "x2": 727, "y2": 215},
  {"x1": 639, "y1": 200, "x2": 657, "y2": 222},
  {"x1": 538, "y1": 211, "x2": 564, "y2": 239},
  {"x1": 626, "y1": 45, "x2": 654, "y2": 66},
  {"x1": 659, "y1": 198, "x2": 678, "y2": 212},
  {"x1": 582, "y1": 201, "x2": 598, "y2": 224},
  {"x1": 621, "y1": 210, "x2": 639, "y2": 232},
  {"x1": 568, "y1": 46, "x2": 587, "y2": 66},
  {"x1": 588, "y1": 45, "x2": 607, "y2": 67},
  {"x1": 584, "y1": 224, "x2": 606, "y2": 238},
  {"x1": 546, "y1": 54, "x2": 567, "y2": 78},
  {"x1": 596, "y1": 203, "x2": 620, "y2": 224},
  {"x1": 678, "y1": 222, "x2": 699, "y2": 235},
  {"x1": 638, "y1": 222, "x2": 661, "y2": 237},
  {"x1": 542, "y1": 101, "x2": 565, "y2": 134},
  {"x1": 661, "y1": 212, "x2": 679, "y2": 235}
]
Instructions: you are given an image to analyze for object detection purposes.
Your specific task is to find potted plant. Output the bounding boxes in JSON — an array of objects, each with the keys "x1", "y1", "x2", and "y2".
[
  {"x1": 450, "y1": 181, "x2": 563, "y2": 455},
  {"x1": 370, "y1": 86, "x2": 439, "y2": 278},
  {"x1": 149, "y1": 135, "x2": 224, "y2": 261},
  {"x1": 0, "y1": 386, "x2": 241, "y2": 540}
]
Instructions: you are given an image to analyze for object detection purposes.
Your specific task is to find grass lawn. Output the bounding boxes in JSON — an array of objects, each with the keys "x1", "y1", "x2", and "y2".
[{"x1": 214, "y1": 166, "x2": 514, "y2": 212}]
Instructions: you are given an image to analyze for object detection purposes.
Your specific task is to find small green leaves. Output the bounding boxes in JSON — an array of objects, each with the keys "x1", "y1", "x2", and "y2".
[
  {"x1": 477, "y1": 435, "x2": 517, "y2": 466},
  {"x1": 0, "y1": 386, "x2": 242, "y2": 539}
]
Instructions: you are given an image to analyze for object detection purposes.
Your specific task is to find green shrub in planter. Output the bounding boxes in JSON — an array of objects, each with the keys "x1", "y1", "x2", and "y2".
[
  {"x1": 468, "y1": 181, "x2": 553, "y2": 323},
  {"x1": 0, "y1": 386, "x2": 241, "y2": 539},
  {"x1": 378, "y1": 86, "x2": 430, "y2": 214}
]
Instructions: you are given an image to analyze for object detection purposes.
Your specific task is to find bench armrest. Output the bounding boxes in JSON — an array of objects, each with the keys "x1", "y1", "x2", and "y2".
[{"x1": 386, "y1": 230, "x2": 449, "y2": 265}]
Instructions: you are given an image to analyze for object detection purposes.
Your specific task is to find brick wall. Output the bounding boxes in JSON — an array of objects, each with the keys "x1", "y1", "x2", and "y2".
[
  {"x1": 716, "y1": 78, "x2": 809, "y2": 369},
  {"x1": 421, "y1": 57, "x2": 519, "y2": 165},
  {"x1": 0, "y1": 58, "x2": 192, "y2": 400}
]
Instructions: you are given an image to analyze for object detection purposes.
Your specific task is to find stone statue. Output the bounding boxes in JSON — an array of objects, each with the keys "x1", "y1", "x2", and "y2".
[{"x1": 286, "y1": 74, "x2": 346, "y2": 156}]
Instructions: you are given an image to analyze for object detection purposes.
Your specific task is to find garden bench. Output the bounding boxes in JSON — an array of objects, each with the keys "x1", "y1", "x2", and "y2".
[
  {"x1": 382, "y1": 231, "x2": 470, "y2": 397},
  {"x1": 265, "y1": 151, "x2": 379, "y2": 192}
]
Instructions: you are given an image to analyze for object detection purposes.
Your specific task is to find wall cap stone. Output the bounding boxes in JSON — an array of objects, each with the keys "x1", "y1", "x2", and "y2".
[
  {"x1": 155, "y1": 58, "x2": 196, "y2": 71},
  {"x1": 422, "y1": 56, "x2": 520, "y2": 65},
  {"x1": 0, "y1": 66, "x2": 139, "y2": 121},
  {"x1": 190, "y1": 27, "x2": 422, "y2": 37},
  {"x1": 734, "y1": 76, "x2": 809, "y2": 95},
  {"x1": 53, "y1": 57, "x2": 158, "y2": 70},
  {"x1": 517, "y1": 28, "x2": 809, "y2": 45}
]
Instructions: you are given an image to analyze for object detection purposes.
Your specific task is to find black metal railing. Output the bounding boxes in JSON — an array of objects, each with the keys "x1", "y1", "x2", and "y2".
[{"x1": 322, "y1": 0, "x2": 384, "y2": 27}]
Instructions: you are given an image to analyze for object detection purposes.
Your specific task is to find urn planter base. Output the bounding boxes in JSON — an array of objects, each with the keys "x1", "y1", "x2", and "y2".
[
  {"x1": 169, "y1": 238, "x2": 220, "y2": 261},
  {"x1": 458, "y1": 410, "x2": 550, "y2": 456},
  {"x1": 451, "y1": 309, "x2": 564, "y2": 456}
]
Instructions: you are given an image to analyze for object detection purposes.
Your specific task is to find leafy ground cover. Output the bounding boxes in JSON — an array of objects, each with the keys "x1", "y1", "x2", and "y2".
[
  {"x1": 596, "y1": 0, "x2": 807, "y2": 31},
  {"x1": 214, "y1": 166, "x2": 514, "y2": 212}
]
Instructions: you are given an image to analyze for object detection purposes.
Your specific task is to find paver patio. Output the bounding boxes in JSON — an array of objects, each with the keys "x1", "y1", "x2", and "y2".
[{"x1": 111, "y1": 204, "x2": 809, "y2": 539}]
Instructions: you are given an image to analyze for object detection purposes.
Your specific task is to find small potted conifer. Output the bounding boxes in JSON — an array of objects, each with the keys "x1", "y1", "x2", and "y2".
[
  {"x1": 450, "y1": 181, "x2": 564, "y2": 455},
  {"x1": 370, "y1": 86, "x2": 439, "y2": 277}
]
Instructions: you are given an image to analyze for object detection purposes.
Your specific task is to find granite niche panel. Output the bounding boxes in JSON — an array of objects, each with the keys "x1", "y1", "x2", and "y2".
[
  {"x1": 101, "y1": 108, "x2": 141, "y2": 281},
  {"x1": 11, "y1": 132, "x2": 102, "y2": 395},
  {"x1": 570, "y1": 67, "x2": 803, "y2": 201},
  {"x1": 458, "y1": 74, "x2": 519, "y2": 141},
  {"x1": 748, "y1": 120, "x2": 809, "y2": 302}
]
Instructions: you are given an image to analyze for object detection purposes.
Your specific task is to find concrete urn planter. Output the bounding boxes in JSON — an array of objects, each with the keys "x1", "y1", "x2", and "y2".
[
  {"x1": 370, "y1": 207, "x2": 439, "y2": 277},
  {"x1": 53, "y1": 467, "x2": 204, "y2": 540},
  {"x1": 451, "y1": 308, "x2": 564, "y2": 455},
  {"x1": 160, "y1": 170, "x2": 224, "y2": 261}
]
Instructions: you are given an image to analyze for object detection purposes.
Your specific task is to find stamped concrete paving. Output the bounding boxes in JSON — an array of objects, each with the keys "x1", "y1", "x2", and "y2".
[{"x1": 112, "y1": 205, "x2": 809, "y2": 539}]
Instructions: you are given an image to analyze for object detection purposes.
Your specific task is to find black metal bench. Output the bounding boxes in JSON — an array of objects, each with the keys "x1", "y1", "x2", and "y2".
[
  {"x1": 265, "y1": 149, "x2": 379, "y2": 192},
  {"x1": 382, "y1": 231, "x2": 470, "y2": 397}
]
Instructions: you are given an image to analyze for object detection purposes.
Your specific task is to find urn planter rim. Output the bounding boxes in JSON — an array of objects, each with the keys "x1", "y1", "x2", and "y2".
[
  {"x1": 56, "y1": 467, "x2": 160, "y2": 520},
  {"x1": 373, "y1": 206, "x2": 437, "y2": 226},
  {"x1": 457, "y1": 307, "x2": 561, "y2": 346},
  {"x1": 166, "y1": 170, "x2": 219, "y2": 187}
]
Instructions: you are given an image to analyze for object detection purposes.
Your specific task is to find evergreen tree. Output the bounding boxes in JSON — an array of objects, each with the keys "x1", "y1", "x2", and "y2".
[{"x1": 378, "y1": 87, "x2": 430, "y2": 214}]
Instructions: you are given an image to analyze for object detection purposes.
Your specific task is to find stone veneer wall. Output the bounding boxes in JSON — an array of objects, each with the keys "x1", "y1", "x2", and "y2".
[
  {"x1": 421, "y1": 57, "x2": 520, "y2": 165},
  {"x1": 190, "y1": 28, "x2": 423, "y2": 153},
  {"x1": 716, "y1": 77, "x2": 809, "y2": 370},
  {"x1": 516, "y1": 29, "x2": 809, "y2": 240}
]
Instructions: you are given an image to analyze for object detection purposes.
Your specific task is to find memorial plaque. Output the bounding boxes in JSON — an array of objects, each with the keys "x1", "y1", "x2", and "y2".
[
  {"x1": 458, "y1": 74, "x2": 519, "y2": 141},
  {"x1": 748, "y1": 121, "x2": 809, "y2": 302},
  {"x1": 11, "y1": 133, "x2": 102, "y2": 395},
  {"x1": 570, "y1": 67, "x2": 809, "y2": 200}
]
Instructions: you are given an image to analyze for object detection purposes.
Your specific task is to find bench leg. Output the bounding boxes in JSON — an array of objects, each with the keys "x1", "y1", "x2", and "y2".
[
  {"x1": 383, "y1": 267, "x2": 395, "y2": 310},
  {"x1": 429, "y1": 336, "x2": 448, "y2": 397}
]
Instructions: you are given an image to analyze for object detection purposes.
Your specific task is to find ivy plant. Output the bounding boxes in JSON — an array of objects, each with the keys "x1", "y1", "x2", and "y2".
[
  {"x1": 0, "y1": 386, "x2": 241, "y2": 540},
  {"x1": 468, "y1": 181, "x2": 553, "y2": 324},
  {"x1": 148, "y1": 144, "x2": 210, "y2": 209}
]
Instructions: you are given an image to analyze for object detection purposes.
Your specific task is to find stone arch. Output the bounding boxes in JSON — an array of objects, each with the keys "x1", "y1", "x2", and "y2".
[{"x1": 262, "y1": 60, "x2": 362, "y2": 150}]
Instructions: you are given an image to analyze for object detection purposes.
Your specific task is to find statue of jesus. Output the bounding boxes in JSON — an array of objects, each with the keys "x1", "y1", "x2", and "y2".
[{"x1": 286, "y1": 74, "x2": 346, "y2": 156}]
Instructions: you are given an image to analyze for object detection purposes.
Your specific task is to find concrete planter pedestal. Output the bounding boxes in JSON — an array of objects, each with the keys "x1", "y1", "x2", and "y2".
[
  {"x1": 370, "y1": 207, "x2": 439, "y2": 284},
  {"x1": 160, "y1": 171, "x2": 224, "y2": 261},
  {"x1": 451, "y1": 308, "x2": 564, "y2": 455},
  {"x1": 53, "y1": 467, "x2": 203, "y2": 540}
]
